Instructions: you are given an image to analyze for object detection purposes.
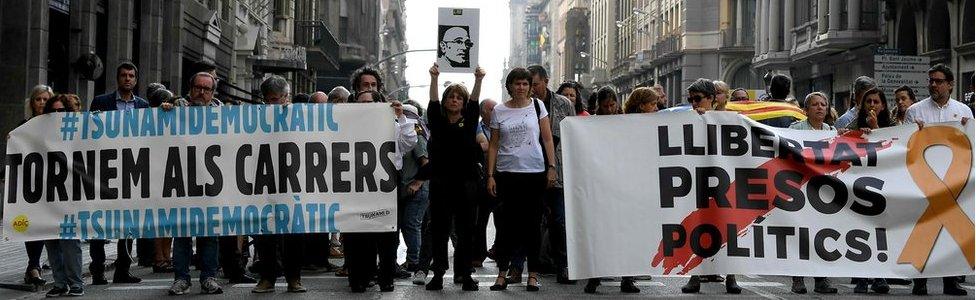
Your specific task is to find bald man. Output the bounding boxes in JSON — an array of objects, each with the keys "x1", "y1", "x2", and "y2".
[
  {"x1": 437, "y1": 26, "x2": 473, "y2": 68},
  {"x1": 310, "y1": 91, "x2": 328, "y2": 103}
]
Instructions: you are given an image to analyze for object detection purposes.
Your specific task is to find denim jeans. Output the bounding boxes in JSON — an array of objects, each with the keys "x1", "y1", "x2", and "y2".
[
  {"x1": 544, "y1": 187, "x2": 567, "y2": 269},
  {"x1": 45, "y1": 240, "x2": 84, "y2": 290},
  {"x1": 399, "y1": 182, "x2": 429, "y2": 265},
  {"x1": 173, "y1": 237, "x2": 218, "y2": 282}
]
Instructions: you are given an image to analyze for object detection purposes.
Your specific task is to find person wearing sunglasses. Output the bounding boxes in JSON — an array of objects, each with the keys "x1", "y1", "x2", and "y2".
[
  {"x1": 685, "y1": 78, "x2": 716, "y2": 115},
  {"x1": 731, "y1": 88, "x2": 750, "y2": 102},
  {"x1": 42, "y1": 94, "x2": 85, "y2": 297},
  {"x1": 681, "y1": 78, "x2": 743, "y2": 294}
]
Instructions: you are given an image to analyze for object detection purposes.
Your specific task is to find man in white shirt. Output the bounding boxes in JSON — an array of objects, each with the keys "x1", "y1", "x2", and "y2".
[
  {"x1": 905, "y1": 64, "x2": 973, "y2": 126},
  {"x1": 904, "y1": 63, "x2": 970, "y2": 296}
]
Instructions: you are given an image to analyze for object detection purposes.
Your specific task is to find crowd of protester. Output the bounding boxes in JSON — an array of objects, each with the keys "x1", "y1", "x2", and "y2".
[{"x1": 10, "y1": 58, "x2": 975, "y2": 297}]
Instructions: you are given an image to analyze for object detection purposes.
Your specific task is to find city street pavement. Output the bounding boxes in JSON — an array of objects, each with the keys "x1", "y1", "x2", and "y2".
[{"x1": 0, "y1": 221, "x2": 973, "y2": 299}]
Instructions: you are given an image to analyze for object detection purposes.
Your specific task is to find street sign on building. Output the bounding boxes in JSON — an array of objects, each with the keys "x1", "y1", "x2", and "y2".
[{"x1": 874, "y1": 54, "x2": 931, "y2": 104}]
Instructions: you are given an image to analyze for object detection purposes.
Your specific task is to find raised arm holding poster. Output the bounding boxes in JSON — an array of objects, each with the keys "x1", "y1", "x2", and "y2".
[
  {"x1": 562, "y1": 111, "x2": 975, "y2": 279},
  {"x1": 437, "y1": 7, "x2": 479, "y2": 73},
  {"x1": 4, "y1": 103, "x2": 399, "y2": 241}
]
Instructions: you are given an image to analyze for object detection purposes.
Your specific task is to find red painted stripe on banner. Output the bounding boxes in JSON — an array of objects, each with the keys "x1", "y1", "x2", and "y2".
[{"x1": 651, "y1": 130, "x2": 893, "y2": 274}]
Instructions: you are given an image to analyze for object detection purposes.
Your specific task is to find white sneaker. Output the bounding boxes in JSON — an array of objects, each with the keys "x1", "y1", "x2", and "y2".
[
  {"x1": 168, "y1": 279, "x2": 190, "y2": 295},
  {"x1": 412, "y1": 271, "x2": 427, "y2": 285}
]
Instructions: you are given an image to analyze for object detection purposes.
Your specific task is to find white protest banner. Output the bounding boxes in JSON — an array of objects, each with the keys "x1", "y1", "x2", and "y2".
[
  {"x1": 562, "y1": 111, "x2": 975, "y2": 279},
  {"x1": 4, "y1": 103, "x2": 399, "y2": 241},
  {"x1": 437, "y1": 7, "x2": 479, "y2": 73}
]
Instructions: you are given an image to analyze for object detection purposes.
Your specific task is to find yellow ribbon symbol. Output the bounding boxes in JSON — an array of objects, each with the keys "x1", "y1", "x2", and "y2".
[{"x1": 899, "y1": 126, "x2": 975, "y2": 272}]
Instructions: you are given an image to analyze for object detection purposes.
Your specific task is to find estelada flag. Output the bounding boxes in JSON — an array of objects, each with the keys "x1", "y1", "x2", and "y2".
[{"x1": 725, "y1": 100, "x2": 807, "y2": 122}]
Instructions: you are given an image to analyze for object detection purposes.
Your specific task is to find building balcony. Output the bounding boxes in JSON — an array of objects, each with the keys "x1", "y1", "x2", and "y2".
[
  {"x1": 751, "y1": 50, "x2": 791, "y2": 69},
  {"x1": 786, "y1": 21, "x2": 881, "y2": 63},
  {"x1": 250, "y1": 45, "x2": 308, "y2": 73},
  {"x1": 339, "y1": 43, "x2": 367, "y2": 66},
  {"x1": 610, "y1": 56, "x2": 634, "y2": 83},
  {"x1": 719, "y1": 29, "x2": 754, "y2": 52},
  {"x1": 295, "y1": 20, "x2": 341, "y2": 73},
  {"x1": 638, "y1": 48, "x2": 655, "y2": 70},
  {"x1": 653, "y1": 34, "x2": 682, "y2": 64}
]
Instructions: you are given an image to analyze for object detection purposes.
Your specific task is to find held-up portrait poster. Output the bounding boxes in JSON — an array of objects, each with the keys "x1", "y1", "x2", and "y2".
[
  {"x1": 4, "y1": 103, "x2": 399, "y2": 241},
  {"x1": 562, "y1": 111, "x2": 975, "y2": 278},
  {"x1": 437, "y1": 7, "x2": 479, "y2": 73}
]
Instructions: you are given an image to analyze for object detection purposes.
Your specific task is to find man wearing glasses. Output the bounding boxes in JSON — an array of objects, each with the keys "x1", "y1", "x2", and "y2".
[
  {"x1": 905, "y1": 63, "x2": 973, "y2": 129},
  {"x1": 437, "y1": 26, "x2": 474, "y2": 68},
  {"x1": 168, "y1": 72, "x2": 224, "y2": 295},
  {"x1": 903, "y1": 64, "x2": 972, "y2": 297},
  {"x1": 187, "y1": 73, "x2": 222, "y2": 107}
]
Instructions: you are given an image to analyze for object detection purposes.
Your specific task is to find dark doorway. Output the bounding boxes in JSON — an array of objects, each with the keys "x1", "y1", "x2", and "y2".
[
  {"x1": 926, "y1": 1, "x2": 951, "y2": 52},
  {"x1": 48, "y1": 6, "x2": 71, "y2": 92},
  {"x1": 95, "y1": 0, "x2": 108, "y2": 95},
  {"x1": 896, "y1": 6, "x2": 917, "y2": 55}
]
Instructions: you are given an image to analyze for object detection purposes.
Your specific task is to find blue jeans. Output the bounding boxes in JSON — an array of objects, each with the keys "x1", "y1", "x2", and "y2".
[
  {"x1": 173, "y1": 237, "x2": 218, "y2": 282},
  {"x1": 399, "y1": 182, "x2": 429, "y2": 265},
  {"x1": 45, "y1": 240, "x2": 83, "y2": 290}
]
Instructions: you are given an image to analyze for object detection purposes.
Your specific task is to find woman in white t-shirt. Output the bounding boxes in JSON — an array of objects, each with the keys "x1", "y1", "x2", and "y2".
[{"x1": 485, "y1": 67, "x2": 558, "y2": 292}]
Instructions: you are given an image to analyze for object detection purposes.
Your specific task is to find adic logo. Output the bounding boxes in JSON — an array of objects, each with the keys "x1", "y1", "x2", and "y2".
[{"x1": 11, "y1": 215, "x2": 30, "y2": 233}]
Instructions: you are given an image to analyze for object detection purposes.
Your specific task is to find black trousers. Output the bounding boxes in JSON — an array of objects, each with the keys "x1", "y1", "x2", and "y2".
[
  {"x1": 136, "y1": 238, "x2": 155, "y2": 265},
  {"x1": 254, "y1": 234, "x2": 303, "y2": 281},
  {"x1": 492, "y1": 172, "x2": 546, "y2": 273},
  {"x1": 303, "y1": 233, "x2": 331, "y2": 267},
  {"x1": 218, "y1": 236, "x2": 246, "y2": 279},
  {"x1": 544, "y1": 187, "x2": 568, "y2": 270},
  {"x1": 89, "y1": 239, "x2": 133, "y2": 276},
  {"x1": 417, "y1": 207, "x2": 434, "y2": 272},
  {"x1": 472, "y1": 185, "x2": 498, "y2": 262},
  {"x1": 344, "y1": 232, "x2": 398, "y2": 287},
  {"x1": 428, "y1": 178, "x2": 479, "y2": 276},
  {"x1": 25, "y1": 241, "x2": 45, "y2": 272}
]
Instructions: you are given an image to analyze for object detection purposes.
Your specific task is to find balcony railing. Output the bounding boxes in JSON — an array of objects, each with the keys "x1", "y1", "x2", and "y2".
[
  {"x1": 295, "y1": 20, "x2": 341, "y2": 71},
  {"x1": 720, "y1": 29, "x2": 755, "y2": 48},
  {"x1": 295, "y1": 20, "x2": 340, "y2": 52},
  {"x1": 340, "y1": 43, "x2": 367, "y2": 64},
  {"x1": 655, "y1": 34, "x2": 681, "y2": 58}
]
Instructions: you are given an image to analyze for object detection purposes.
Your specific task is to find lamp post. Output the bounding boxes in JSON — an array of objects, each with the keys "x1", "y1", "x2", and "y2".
[
  {"x1": 387, "y1": 84, "x2": 430, "y2": 99},
  {"x1": 369, "y1": 49, "x2": 436, "y2": 68},
  {"x1": 580, "y1": 51, "x2": 609, "y2": 65}
]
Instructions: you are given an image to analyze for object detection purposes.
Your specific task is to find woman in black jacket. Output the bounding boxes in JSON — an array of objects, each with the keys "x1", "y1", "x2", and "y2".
[{"x1": 423, "y1": 63, "x2": 485, "y2": 291}]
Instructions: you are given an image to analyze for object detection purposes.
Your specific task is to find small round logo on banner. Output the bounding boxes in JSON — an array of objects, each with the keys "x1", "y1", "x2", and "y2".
[{"x1": 11, "y1": 215, "x2": 30, "y2": 233}]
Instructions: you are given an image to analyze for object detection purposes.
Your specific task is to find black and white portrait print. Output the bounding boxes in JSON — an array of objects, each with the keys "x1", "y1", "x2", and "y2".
[
  {"x1": 437, "y1": 7, "x2": 479, "y2": 73},
  {"x1": 437, "y1": 25, "x2": 473, "y2": 68}
]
